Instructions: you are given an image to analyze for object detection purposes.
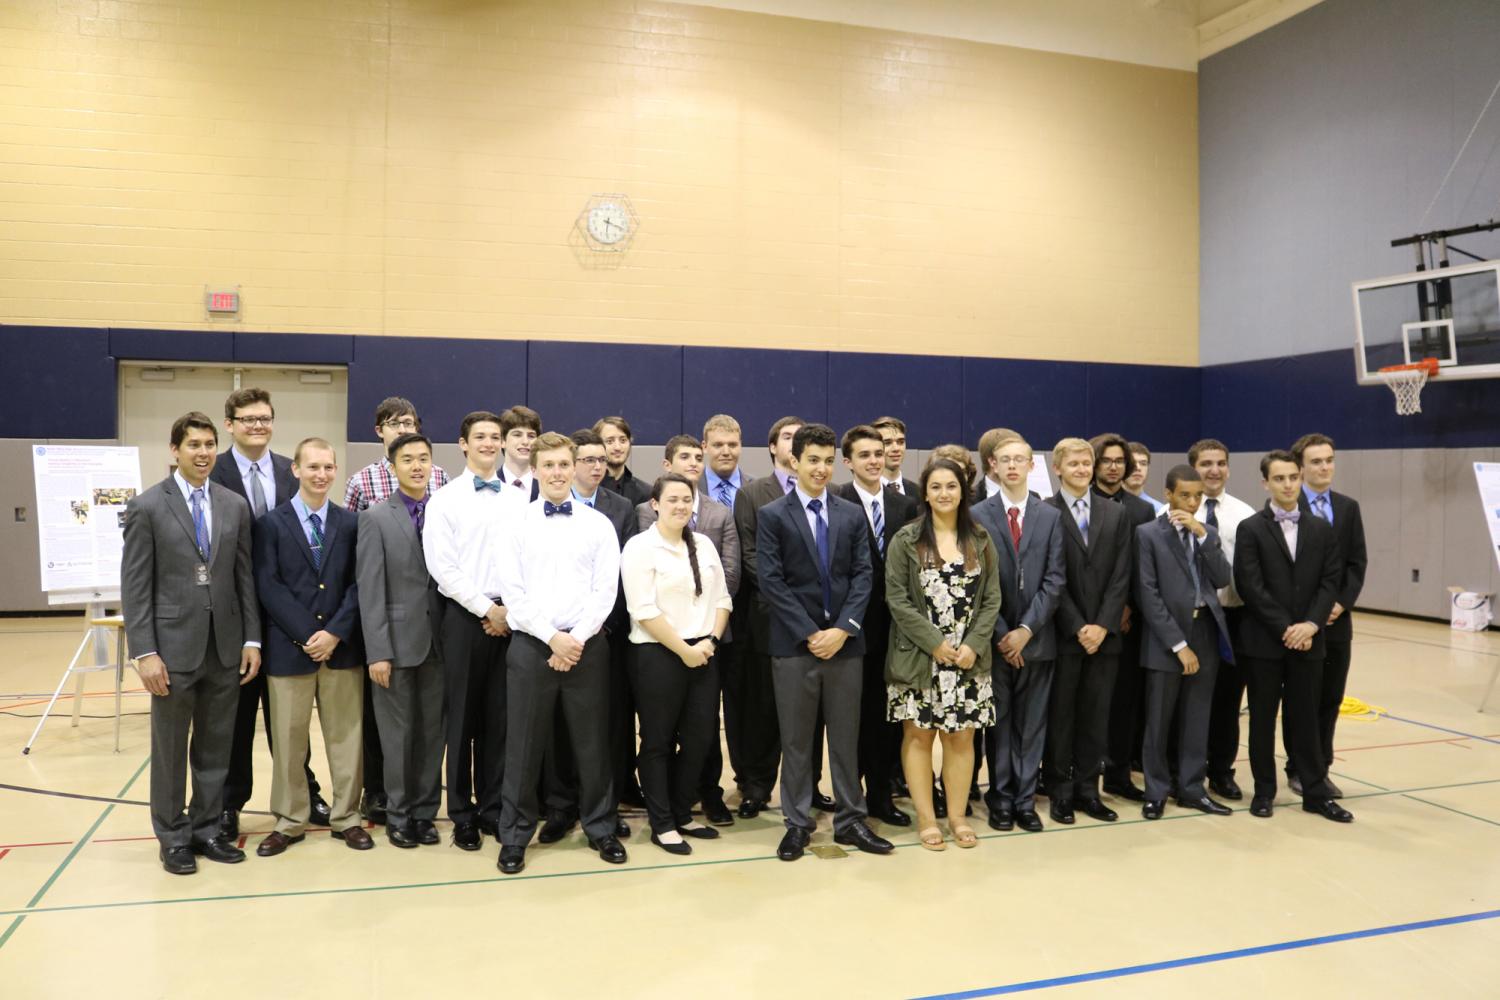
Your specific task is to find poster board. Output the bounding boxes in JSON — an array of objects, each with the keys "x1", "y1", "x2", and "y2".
[
  {"x1": 1476, "y1": 462, "x2": 1500, "y2": 576},
  {"x1": 1027, "y1": 454, "x2": 1054, "y2": 498},
  {"x1": 31, "y1": 445, "x2": 141, "y2": 605}
]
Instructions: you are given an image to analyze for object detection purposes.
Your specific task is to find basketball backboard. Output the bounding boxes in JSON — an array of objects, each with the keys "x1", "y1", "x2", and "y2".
[{"x1": 1353, "y1": 259, "x2": 1500, "y2": 384}]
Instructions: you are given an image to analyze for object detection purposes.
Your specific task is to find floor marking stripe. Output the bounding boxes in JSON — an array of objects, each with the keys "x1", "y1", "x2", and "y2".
[
  {"x1": 1385, "y1": 714, "x2": 1500, "y2": 746},
  {"x1": 1401, "y1": 794, "x2": 1500, "y2": 828}
]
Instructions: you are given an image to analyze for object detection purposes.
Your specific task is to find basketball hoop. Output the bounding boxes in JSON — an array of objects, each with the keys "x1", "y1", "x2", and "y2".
[{"x1": 1376, "y1": 357, "x2": 1439, "y2": 415}]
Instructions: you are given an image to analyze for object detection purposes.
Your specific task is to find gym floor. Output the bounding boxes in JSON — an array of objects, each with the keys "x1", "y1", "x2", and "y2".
[{"x1": 1, "y1": 612, "x2": 1498, "y2": 999}]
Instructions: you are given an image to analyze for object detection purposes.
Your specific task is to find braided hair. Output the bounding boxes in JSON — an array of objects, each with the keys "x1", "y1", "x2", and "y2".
[{"x1": 652, "y1": 472, "x2": 702, "y2": 597}]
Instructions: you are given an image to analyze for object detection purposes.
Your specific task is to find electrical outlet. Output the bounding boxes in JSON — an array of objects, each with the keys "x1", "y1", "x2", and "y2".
[
  {"x1": 13, "y1": 506, "x2": 24, "y2": 523},
  {"x1": 1411, "y1": 568, "x2": 1420, "y2": 583}
]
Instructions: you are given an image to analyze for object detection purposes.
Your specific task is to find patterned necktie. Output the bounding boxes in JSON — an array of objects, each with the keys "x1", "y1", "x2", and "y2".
[
  {"x1": 308, "y1": 512, "x2": 324, "y2": 570},
  {"x1": 1074, "y1": 497, "x2": 1089, "y2": 546},
  {"x1": 807, "y1": 497, "x2": 832, "y2": 618},
  {"x1": 871, "y1": 499, "x2": 885, "y2": 556},
  {"x1": 688, "y1": 511, "x2": 698, "y2": 531},
  {"x1": 190, "y1": 488, "x2": 210, "y2": 561},
  {"x1": 1204, "y1": 497, "x2": 1218, "y2": 530},
  {"x1": 1008, "y1": 505, "x2": 1022, "y2": 549},
  {"x1": 784, "y1": 477, "x2": 795, "y2": 495},
  {"x1": 474, "y1": 475, "x2": 502, "y2": 492},
  {"x1": 715, "y1": 479, "x2": 732, "y2": 507},
  {"x1": 1314, "y1": 494, "x2": 1332, "y2": 524},
  {"x1": 544, "y1": 500, "x2": 573, "y2": 517},
  {"x1": 248, "y1": 462, "x2": 267, "y2": 517}
]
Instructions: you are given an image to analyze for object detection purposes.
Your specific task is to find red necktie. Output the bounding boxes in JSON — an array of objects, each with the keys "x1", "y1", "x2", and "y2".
[{"x1": 1008, "y1": 506, "x2": 1022, "y2": 548}]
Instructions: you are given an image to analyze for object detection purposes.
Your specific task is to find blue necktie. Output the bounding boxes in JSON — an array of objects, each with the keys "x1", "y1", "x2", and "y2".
[
  {"x1": 474, "y1": 475, "x2": 502, "y2": 492},
  {"x1": 544, "y1": 500, "x2": 572, "y2": 517},
  {"x1": 1074, "y1": 498, "x2": 1089, "y2": 546},
  {"x1": 1204, "y1": 497, "x2": 1218, "y2": 529},
  {"x1": 871, "y1": 499, "x2": 885, "y2": 556},
  {"x1": 715, "y1": 479, "x2": 732, "y2": 507},
  {"x1": 808, "y1": 497, "x2": 831, "y2": 619},
  {"x1": 308, "y1": 512, "x2": 324, "y2": 571},
  {"x1": 1314, "y1": 494, "x2": 1332, "y2": 524},
  {"x1": 1182, "y1": 527, "x2": 1201, "y2": 606},
  {"x1": 190, "y1": 488, "x2": 210, "y2": 561}
]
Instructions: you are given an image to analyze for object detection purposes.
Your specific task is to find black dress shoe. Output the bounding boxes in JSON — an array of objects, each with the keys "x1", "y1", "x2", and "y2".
[
  {"x1": 833, "y1": 823, "x2": 894, "y2": 855},
  {"x1": 677, "y1": 824, "x2": 720, "y2": 840},
  {"x1": 189, "y1": 836, "x2": 246, "y2": 864},
  {"x1": 870, "y1": 804, "x2": 912, "y2": 827},
  {"x1": 1303, "y1": 798, "x2": 1354, "y2": 823},
  {"x1": 933, "y1": 780, "x2": 948, "y2": 819},
  {"x1": 478, "y1": 817, "x2": 501, "y2": 838},
  {"x1": 360, "y1": 792, "x2": 388, "y2": 825},
  {"x1": 388, "y1": 823, "x2": 421, "y2": 848},
  {"x1": 891, "y1": 775, "x2": 911, "y2": 798},
  {"x1": 1015, "y1": 810, "x2": 1044, "y2": 833},
  {"x1": 811, "y1": 791, "x2": 836, "y2": 812},
  {"x1": 737, "y1": 798, "x2": 765, "y2": 820},
  {"x1": 218, "y1": 809, "x2": 240, "y2": 840},
  {"x1": 1209, "y1": 776, "x2": 1243, "y2": 801},
  {"x1": 160, "y1": 845, "x2": 197, "y2": 875},
  {"x1": 968, "y1": 785, "x2": 981, "y2": 801},
  {"x1": 497, "y1": 845, "x2": 526, "y2": 874},
  {"x1": 1104, "y1": 780, "x2": 1146, "y2": 802},
  {"x1": 1177, "y1": 795, "x2": 1233, "y2": 816},
  {"x1": 651, "y1": 833, "x2": 691, "y2": 856},
  {"x1": 1049, "y1": 800, "x2": 1075, "y2": 825},
  {"x1": 414, "y1": 819, "x2": 440, "y2": 845},
  {"x1": 615, "y1": 817, "x2": 632, "y2": 839},
  {"x1": 987, "y1": 805, "x2": 1014, "y2": 831},
  {"x1": 309, "y1": 795, "x2": 332, "y2": 828},
  {"x1": 1287, "y1": 773, "x2": 1304, "y2": 796},
  {"x1": 589, "y1": 835, "x2": 628, "y2": 864},
  {"x1": 538, "y1": 814, "x2": 576, "y2": 844},
  {"x1": 777, "y1": 826, "x2": 810, "y2": 861},
  {"x1": 255, "y1": 830, "x2": 304, "y2": 857},
  {"x1": 702, "y1": 799, "x2": 735, "y2": 826},
  {"x1": 1326, "y1": 779, "x2": 1344, "y2": 799},
  {"x1": 452, "y1": 821, "x2": 482, "y2": 851},
  {"x1": 1142, "y1": 800, "x2": 1165, "y2": 820},
  {"x1": 1249, "y1": 796, "x2": 1274, "y2": 818},
  {"x1": 1078, "y1": 798, "x2": 1118, "y2": 822}
]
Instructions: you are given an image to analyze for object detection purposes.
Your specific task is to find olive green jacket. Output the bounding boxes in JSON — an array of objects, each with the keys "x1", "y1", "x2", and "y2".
[{"x1": 884, "y1": 520, "x2": 1002, "y2": 691}]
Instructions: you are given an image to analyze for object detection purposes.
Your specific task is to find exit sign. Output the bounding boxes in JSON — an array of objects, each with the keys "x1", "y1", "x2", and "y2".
[{"x1": 205, "y1": 288, "x2": 240, "y2": 313}]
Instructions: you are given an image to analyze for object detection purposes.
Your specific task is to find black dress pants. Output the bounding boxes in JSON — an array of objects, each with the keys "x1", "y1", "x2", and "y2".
[
  {"x1": 1284, "y1": 637, "x2": 1353, "y2": 777},
  {"x1": 440, "y1": 599, "x2": 508, "y2": 827},
  {"x1": 1245, "y1": 653, "x2": 1333, "y2": 801},
  {"x1": 1045, "y1": 651, "x2": 1117, "y2": 803},
  {"x1": 628, "y1": 641, "x2": 721, "y2": 834},
  {"x1": 1206, "y1": 607, "x2": 1246, "y2": 783}
]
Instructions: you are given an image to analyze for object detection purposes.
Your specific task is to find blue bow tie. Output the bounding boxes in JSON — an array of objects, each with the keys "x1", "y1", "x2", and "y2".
[
  {"x1": 544, "y1": 500, "x2": 572, "y2": 517},
  {"x1": 1273, "y1": 507, "x2": 1300, "y2": 524},
  {"x1": 474, "y1": 476, "x2": 503, "y2": 492}
]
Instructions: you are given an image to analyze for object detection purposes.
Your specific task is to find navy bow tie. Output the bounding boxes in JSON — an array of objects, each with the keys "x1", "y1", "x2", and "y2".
[
  {"x1": 1273, "y1": 507, "x2": 1300, "y2": 524},
  {"x1": 474, "y1": 476, "x2": 503, "y2": 492},
  {"x1": 544, "y1": 500, "x2": 573, "y2": 517}
]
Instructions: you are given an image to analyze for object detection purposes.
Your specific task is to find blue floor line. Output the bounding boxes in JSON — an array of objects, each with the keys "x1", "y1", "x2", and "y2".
[{"x1": 1384, "y1": 714, "x2": 1500, "y2": 746}]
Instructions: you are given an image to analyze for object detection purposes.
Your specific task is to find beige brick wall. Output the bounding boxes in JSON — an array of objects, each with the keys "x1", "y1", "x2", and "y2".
[{"x1": 0, "y1": 0, "x2": 1198, "y2": 363}]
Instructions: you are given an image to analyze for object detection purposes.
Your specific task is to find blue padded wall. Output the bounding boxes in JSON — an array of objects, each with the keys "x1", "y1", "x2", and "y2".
[
  {"x1": 1, "y1": 326, "x2": 115, "y2": 439},
  {"x1": 682, "y1": 347, "x2": 829, "y2": 445},
  {"x1": 347, "y1": 336, "x2": 528, "y2": 443},
  {"x1": 527, "y1": 342, "x2": 683, "y2": 444},
  {"x1": 827, "y1": 353, "x2": 963, "y2": 448}
]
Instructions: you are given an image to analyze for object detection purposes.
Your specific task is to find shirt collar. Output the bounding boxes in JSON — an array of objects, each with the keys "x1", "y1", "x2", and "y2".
[
  {"x1": 704, "y1": 467, "x2": 742, "y2": 492},
  {"x1": 291, "y1": 493, "x2": 328, "y2": 523},
  {"x1": 571, "y1": 485, "x2": 598, "y2": 506},
  {"x1": 984, "y1": 477, "x2": 1002, "y2": 497},
  {"x1": 398, "y1": 490, "x2": 424, "y2": 515},
  {"x1": 774, "y1": 468, "x2": 796, "y2": 494},
  {"x1": 851, "y1": 479, "x2": 882, "y2": 505},
  {"x1": 232, "y1": 446, "x2": 268, "y2": 482},
  {"x1": 173, "y1": 470, "x2": 207, "y2": 500},
  {"x1": 1002, "y1": 491, "x2": 1028, "y2": 515},
  {"x1": 1302, "y1": 484, "x2": 1330, "y2": 505},
  {"x1": 793, "y1": 483, "x2": 826, "y2": 511},
  {"x1": 1060, "y1": 485, "x2": 1091, "y2": 508}
]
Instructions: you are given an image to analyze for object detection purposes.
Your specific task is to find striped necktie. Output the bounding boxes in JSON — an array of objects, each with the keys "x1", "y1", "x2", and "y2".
[
  {"x1": 871, "y1": 499, "x2": 884, "y2": 556},
  {"x1": 308, "y1": 512, "x2": 324, "y2": 570}
]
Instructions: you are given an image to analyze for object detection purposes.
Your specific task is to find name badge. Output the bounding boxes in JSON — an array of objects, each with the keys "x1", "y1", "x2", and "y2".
[{"x1": 194, "y1": 563, "x2": 210, "y2": 587}]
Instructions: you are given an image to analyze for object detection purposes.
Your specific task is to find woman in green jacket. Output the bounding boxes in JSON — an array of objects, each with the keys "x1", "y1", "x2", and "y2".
[{"x1": 886, "y1": 457, "x2": 1002, "y2": 850}]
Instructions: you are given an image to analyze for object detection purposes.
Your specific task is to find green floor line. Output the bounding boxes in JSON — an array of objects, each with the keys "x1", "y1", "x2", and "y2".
[{"x1": 1400, "y1": 794, "x2": 1500, "y2": 828}]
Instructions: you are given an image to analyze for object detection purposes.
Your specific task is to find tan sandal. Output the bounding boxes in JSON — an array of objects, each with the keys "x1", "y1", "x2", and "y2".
[
  {"x1": 951, "y1": 824, "x2": 979, "y2": 849},
  {"x1": 918, "y1": 826, "x2": 947, "y2": 851}
]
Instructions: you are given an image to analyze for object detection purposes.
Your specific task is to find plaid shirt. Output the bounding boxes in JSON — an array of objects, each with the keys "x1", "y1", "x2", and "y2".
[{"x1": 343, "y1": 457, "x2": 450, "y2": 511}]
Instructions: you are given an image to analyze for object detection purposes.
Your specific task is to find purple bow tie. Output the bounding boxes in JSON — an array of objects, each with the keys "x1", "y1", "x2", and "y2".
[{"x1": 1273, "y1": 507, "x2": 1300, "y2": 524}]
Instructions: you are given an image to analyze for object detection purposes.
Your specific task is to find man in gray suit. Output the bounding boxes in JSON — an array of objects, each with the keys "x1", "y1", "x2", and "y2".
[
  {"x1": 122, "y1": 411, "x2": 261, "y2": 875},
  {"x1": 1135, "y1": 464, "x2": 1233, "y2": 820},
  {"x1": 970, "y1": 430, "x2": 1066, "y2": 834},
  {"x1": 356, "y1": 432, "x2": 446, "y2": 848}
]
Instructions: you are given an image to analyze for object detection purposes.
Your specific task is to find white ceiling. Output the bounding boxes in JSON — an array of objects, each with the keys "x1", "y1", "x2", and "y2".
[{"x1": 688, "y1": 0, "x2": 1326, "y2": 71}]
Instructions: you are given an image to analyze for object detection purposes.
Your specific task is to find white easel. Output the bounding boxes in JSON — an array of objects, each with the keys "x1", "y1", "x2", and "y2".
[{"x1": 22, "y1": 589, "x2": 137, "y2": 755}]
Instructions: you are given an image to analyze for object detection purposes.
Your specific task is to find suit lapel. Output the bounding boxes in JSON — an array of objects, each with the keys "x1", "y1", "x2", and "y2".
[
  {"x1": 1160, "y1": 517, "x2": 1193, "y2": 576},
  {"x1": 319, "y1": 505, "x2": 342, "y2": 567},
  {"x1": 206, "y1": 482, "x2": 230, "y2": 568},
  {"x1": 283, "y1": 504, "x2": 318, "y2": 572},
  {"x1": 386, "y1": 493, "x2": 420, "y2": 554},
  {"x1": 786, "y1": 494, "x2": 822, "y2": 571},
  {"x1": 215, "y1": 453, "x2": 246, "y2": 500},
  {"x1": 161, "y1": 476, "x2": 202, "y2": 555},
  {"x1": 1054, "y1": 494, "x2": 1089, "y2": 558},
  {"x1": 1263, "y1": 507, "x2": 1295, "y2": 564}
]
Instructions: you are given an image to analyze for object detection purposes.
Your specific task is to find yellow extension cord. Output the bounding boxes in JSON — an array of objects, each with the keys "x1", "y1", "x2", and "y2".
[{"x1": 1339, "y1": 696, "x2": 1386, "y2": 721}]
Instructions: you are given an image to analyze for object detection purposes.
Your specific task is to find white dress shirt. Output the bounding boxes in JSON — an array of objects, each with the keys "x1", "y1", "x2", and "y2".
[
  {"x1": 1002, "y1": 491, "x2": 1027, "y2": 530},
  {"x1": 422, "y1": 469, "x2": 527, "y2": 619},
  {"x1": 503, "y1": 466, "x2": 534, "y2": 497},
  {"x1": 850, "y1": 480, "x2": 884, "y2": 534},
  {"x1": 1059, "y1": 485, "x2": 1091, "y2": 533},
  {"x1": 1192, "y1": 490, "x2": 1255, "y2": 608},
  {"x1": 984, "y1": 477, "x2": 1002, "y2": 498},
  {"x1": 621, "y1": 523, "x2": 733, "y2": 643},
  {"x1": 499, "y1": 497, "x2": 621, "y2": 645},
  {"x1": 793, "y1": 484, "x2": 829, "y2": 541},
  {"x1": 1278, "y1": 510, "x2": 1298, "y2": 560},
  {"x1": 880, "y1": 474, "x2": 905, "y2": 494}
]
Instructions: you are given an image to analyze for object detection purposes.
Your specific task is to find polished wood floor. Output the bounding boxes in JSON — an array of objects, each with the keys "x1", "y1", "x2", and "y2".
[{"x1": 1, "y1": 612, "x2": 1498, "y2": 999}]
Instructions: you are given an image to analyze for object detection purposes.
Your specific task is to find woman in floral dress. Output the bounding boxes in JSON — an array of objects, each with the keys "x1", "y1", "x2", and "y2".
[{"x1": 885, "y1": 458, "x2": 1002, "y2": 849}]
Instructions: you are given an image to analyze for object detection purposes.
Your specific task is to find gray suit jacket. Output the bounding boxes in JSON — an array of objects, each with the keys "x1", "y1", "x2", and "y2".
[
  {"x1": 636, "y1": 495, "x2": 740, "y2": 597},
  {"x1": 1136, "y1": 514, "x2": 1231, "y2": 673},
  {"x1": 356, "y1": 493, "x2": 441, "y2": 668},
  {"x1": 121, "y1": 475, "x2": 260, "y2": 672},
  {"x1": 971, "y1": 492, "x2": 1066, "y2": 661}
]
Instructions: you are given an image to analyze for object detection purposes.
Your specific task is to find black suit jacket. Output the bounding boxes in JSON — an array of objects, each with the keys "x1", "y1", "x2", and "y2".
[
  {"x1": 1048, "y1": 491, "x2": 1132, "y2": 656},
  {"x1": 589, "y1": 487, "x2": 639, "y2": 634},
  {"x1": 210, "y1": 450, "x2": 295, "y2": 514},
  {"x1": 755, "y1": 490, "x2": 872, "y2": 658},
  {"x1": 832, "y1": 482, "x2": 918, "y2": 652},
  {"x1": 602, "y1": 467, "x2": 651, "y2": 507},
  {"x1": 1094, "y1": 485, "x2": 1156, "y2": 607},
  {"x1": 1297, "y1": 490, "x2": 1366, "y2": 642},
  {"x1": 1232, "y1": 504, "x2": 1341, "y2": 662},
  {"x1": 734, "y1": 473, "x2": 790, "y2": 650},
  {"x1": 252, "y1": 501, "x2": 364, "y2": 675}
]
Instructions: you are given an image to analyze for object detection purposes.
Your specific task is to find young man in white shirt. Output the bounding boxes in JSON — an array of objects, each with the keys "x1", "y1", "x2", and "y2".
[
  {"x1": 499, "y1": 405, "x2": 541, "y2": 500},
  {"x1": 422, "y1": 411, "x2": 524, "y2": 851},
  {"x1": 1189, "y1": 438, "x2": 1258, "y2": 801},
  {"x1": 496, "y1": 432, "x2": 627, "y2": 874},
  {"x1": 1126, "y1": 442, "x2": 1167, "y2": 514}
]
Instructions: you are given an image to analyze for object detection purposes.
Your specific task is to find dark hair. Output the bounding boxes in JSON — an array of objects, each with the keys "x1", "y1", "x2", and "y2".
[
  {"x1": 663, "y1": 434, "x2": 702, "y2": 463},
  {"x1": 594, "y1": 415, "x2": 632, "y2": 440},
  {"x1": 791, "y1": 423, "x2": 837, "y2": 459},
  {"x1": 570, "y1": 428, "x2": 604, "y2": 449},
  {"x1": 1290, "y1": 432, "x2": 1335, "y2": 465},
  {"x1": 224, "y1": 387, "x2": 273, "y2": 420},
  {"x1": 840, "y1": 424, "x2": 883, "y2": 460},
  {"x1": 1259, "y1": 449, "x2": 1299, "y2": 479},
  {"x1": 1128, "y1": 441, "x2": 1151, "y2": 460},
  {"x1": 1188, "y1": 438, "x2": 1229, "y2": 466},
  {"x1": 914, "y1": 457, "x2": 983, "y2": 571},
  {"x1": 1164, "y1": 464, "x2": 1200, "y2": 491},
  {"x1": 870, "y1": 416, "x2": 907, "y2": 436},
  {"x1": 652, "y1": 473, "x2": 703, "y2": 597},
  {"x1": 374, "y1": 396, "x2": 418, "y2": 429},
  {"x1": 1089, "y1": 432, "x2": 1135, "y2": 482},
  {"x1": 766, "y1": 415, "x2": 806, "y2": 449},
  {"x1": 387, "y1": 432, "x2": 432, "y2": 463},
  {"x1": 459, "y1": 410, "x2": 504, "y2": 441},
  {"x1": 501, "y1": 405, "x2": 542, "y2": 437},
  {"x1": 171, "y1": 411, "x2": 218, "y2": 449}
]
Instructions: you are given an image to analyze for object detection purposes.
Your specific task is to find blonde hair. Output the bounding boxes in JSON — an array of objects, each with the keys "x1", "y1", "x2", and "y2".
[
  {"x1": 702, "y1": 413, "x2": 741, "y2": 439},
  {"x1": 1052, "y1": 437, "x2": 1093, "y2": 467},
  {"x1": 529, "y1": 431, "x2": 576, "y2": 467},
  {"x1": 978, "y1": 426, "x2": 1026, "y2": 467}
]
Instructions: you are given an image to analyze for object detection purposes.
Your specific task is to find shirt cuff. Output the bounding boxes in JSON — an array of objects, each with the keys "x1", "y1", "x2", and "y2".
[
  {"x1": 1170, "y1": 640, "x2": 1187, "y2": 653},
  {"x1": 244, "y1": 641, "x2": 261, "y2": 650}
]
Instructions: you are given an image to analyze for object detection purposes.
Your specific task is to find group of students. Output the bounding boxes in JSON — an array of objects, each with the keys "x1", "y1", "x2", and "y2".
[{"x1": 120, "y1": 387, "x2": 1366, "y2": 876}]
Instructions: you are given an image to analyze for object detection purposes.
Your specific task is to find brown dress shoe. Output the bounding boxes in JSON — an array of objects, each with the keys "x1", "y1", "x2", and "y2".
[
  {"x1": 255, "y1": 831, "x2": 304, "y2": 857},
  {"x1": 333, "y1": 826, "x2": 375, "y2": 850}
]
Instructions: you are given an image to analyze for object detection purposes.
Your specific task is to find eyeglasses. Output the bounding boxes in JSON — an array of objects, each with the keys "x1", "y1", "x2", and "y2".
[
  {"x1": 233, "y1": 416, "x2": 274, "y2": 427},
  {"x1": 382, "y1": 418, "x2": 418, "y2": 431},
  {"x1": 994, "y1": 456, "x2": 1030, "y2": 466},
  {"x1": 1098, "y1": 457, "x2": 1127, "y2": 467},
  {"x1": 576, "y1": 456, "x2": 607, "y2": 466}
]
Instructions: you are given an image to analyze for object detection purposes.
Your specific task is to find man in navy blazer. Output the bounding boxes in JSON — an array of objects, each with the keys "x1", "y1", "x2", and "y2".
[
  {"x1": 757, "y1": 424, "x2": 890, "y2": 861},
  {"x1": 1135, "y1": 466, "x2": 1233, "y2": 820},
  {"x1": 251, "y1": 439, "x2": 372, "y2": 856},
  {"x1": 971, "y1": 431, "x2": 1065, "y2": 834}
]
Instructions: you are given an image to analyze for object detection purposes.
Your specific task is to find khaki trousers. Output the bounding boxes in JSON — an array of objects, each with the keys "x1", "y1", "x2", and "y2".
[{"x1": 267, "y1": 666, "x2": 363, "y2": 835}]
